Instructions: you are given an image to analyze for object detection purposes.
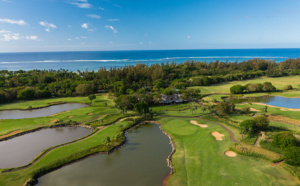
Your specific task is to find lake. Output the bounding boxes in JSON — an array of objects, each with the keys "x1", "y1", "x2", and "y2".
[
  {"x1": 0, "y1": 103, "x2": 88, "y2": 120},
  {"x1": 0, "y1": 127, "x2": 92, "y2": 168},
  {"x1": 37, "y1": 123, "x2": 172, "y2": 186},
  {"x1": 231, "y1": 96, "x2": 300, "y2": 109}
]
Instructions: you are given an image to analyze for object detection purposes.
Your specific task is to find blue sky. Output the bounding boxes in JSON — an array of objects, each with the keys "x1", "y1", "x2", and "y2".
[{"x1": 1, "y1": 0, "x2": 300, "y2": 52}]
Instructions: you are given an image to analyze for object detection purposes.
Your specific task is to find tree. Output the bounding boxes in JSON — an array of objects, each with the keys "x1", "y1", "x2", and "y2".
[
  {"x1": 215, "y1": 101, "x2": 235, "y2": 116},
  {"x1": 88, "y1": 94, "x2": 96, "y2": 103},
  {"x1": 162, "y1": 87, "x2": 173, "y2": 95},
  {"x1": 230, "y1": 85, "x2": 245, "y2": 94},
  {"x1": 103, "y1": 102, "x2": 108, "y2": 107},
  {"x1": 17, "y1": 88, "x2": 36, "y2": 100},
  {"x1": 262, "y1": 82, "x2": 276, "y2": 92},
  {"x1": 75, "y1": 84, "x2": 92, "y2": 96},
  {"x1": 134, "y1": 102, "x2": 149, "y2": 114},
  {"x1": 254, "y1": 115, "x2": 269, "y2": 130},
  {"x1": 153, "y1": 94, "x2": 162, "y2": 104},
  {"x1": 239, "y1": 119, "x2": 257, "y2": 134}
]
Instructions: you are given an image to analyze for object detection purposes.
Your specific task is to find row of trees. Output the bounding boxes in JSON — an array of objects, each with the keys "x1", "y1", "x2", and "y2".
[
  {"x1": 230, "y1": 82, "x2": 276, "y2": 94},
  {"x1": 2, "y1": 58, "x2": 300, "y2": 102}
]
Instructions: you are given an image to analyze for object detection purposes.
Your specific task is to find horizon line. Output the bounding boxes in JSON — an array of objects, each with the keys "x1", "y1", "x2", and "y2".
[{"x1": 1, "y1": 47, "x2": 300, "y2": 54}]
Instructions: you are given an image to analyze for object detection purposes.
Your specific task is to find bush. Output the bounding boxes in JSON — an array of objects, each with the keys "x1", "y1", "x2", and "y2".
[
  {"x1": 285, "y1": 147, "x2": 300, "y2": 166},
  {"x1": 254, "y1": 115, "x2": 269, "y2": 130},
  {"x1": 272, "y1": 132, "x2": 297, "y2": 149},
  {"x1": 230, "y1": 85, "x2": 245, "y2": 94},
  {"x1": 240, "y1": 107, "x2": 250, "y2": 114},
  {"x1": 17, "y1": 88, "x2": 36, "y2": 100},
  {"x1": 283, "y1": 85, "x2": 293, "y2": 91},
  {"x1": 215, "y1": 101, "x2": 235, "y2": 116},
  {"x1": 240, "y1": 119, "x2": 257, "y2": 134}
]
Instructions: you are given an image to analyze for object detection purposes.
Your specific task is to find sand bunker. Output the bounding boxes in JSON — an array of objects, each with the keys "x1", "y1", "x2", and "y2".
[
  {"x1": 190, "y1": 120, "x2": 208, "y2": 128},
  {"x1": 225, "y1": 151, "x2": 236, "y2": 157},
  {"x1": 68, "y1": 116, "x2": 73, "y2": 118},
  {"x1": 250, "y1": 108, "x2": 260, "y2": 112},
  {"x1": 88, "y1": 113, "x2": 93, "y2": 116},
  {"x1": 50, "y1": 119, "x2": 58, "y2": 123},
  {"x1": 211, "y1": 131, "x2": 224, "y2": 141},
  {"x1": 280, "y1": 108, "x2": 300, "y2": 111}
]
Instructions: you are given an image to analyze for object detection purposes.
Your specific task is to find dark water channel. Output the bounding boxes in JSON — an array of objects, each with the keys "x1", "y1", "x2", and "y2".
[
  {"x1": 231, "y1": 96, "x2": 300, "y2": 109},
  {"x1": 0, "y1": 103, "x2": 88, "y2": 119},
  {"x1": 0, "y1": 127, "x2": 92, "y2": 168},
  {"x1": 37, "y1": 124, "x2": 172, "y2": 186}
]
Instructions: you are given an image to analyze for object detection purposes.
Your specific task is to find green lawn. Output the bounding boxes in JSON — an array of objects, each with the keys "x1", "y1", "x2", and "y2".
[
  {"x1": 189, "y1": 76, "x2": 300, "y2": 94},
  {"x1": 158, "y1": 117, "x2": 299, "y2": 186},
  {"x1": 0, "y1": 93, "x2": 114, "y2": 110}
]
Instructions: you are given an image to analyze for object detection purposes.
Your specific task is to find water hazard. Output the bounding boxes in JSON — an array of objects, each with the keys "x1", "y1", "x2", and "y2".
[
  {"x1": 0, "y1": 127, "x2": 92, "y2": 168},
  {"x1": 0, "y1": 103, "x2": 88, "y2": 120},
  {"x1": 231, "y1": 96, "x2": 300, "y2": 109},
  {"x1": 37, "y1": 124, "x2": 172, "y2": 186}
]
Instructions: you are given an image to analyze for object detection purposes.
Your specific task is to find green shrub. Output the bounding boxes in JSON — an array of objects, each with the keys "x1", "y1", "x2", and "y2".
[
  {"x1": 240, "y1": 119, "x2": 257, "y2": 134},
  {"x1": 283, "y1": 85, "x2": 293, "y2": 91},
  {"x1": 254, "y1": 115, "x2": 269, "y2": 130},
  {"x1": 285, "y1": 147, "x2": 300, "y2": 166},
  {"x1": 230, "y1": 85, "x2": 245, "y2": 94},
  {"x1": 272, "y1": 131, "x2": 297, "y2": 149}
]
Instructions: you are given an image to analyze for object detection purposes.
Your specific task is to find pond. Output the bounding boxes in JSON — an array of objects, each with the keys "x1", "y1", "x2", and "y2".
[
  {"x1": 0, "y1": 103, "x2": 88, "y2": 120},
  {"x1": 231, "y1": 96, "x2": 300, "y2": 109},
  {"x1": 37, "y1": 123, "x2": 172, "y2": 186},
  {"x1": 0, "y1": 127, "x2": 92, "y2": 168}
]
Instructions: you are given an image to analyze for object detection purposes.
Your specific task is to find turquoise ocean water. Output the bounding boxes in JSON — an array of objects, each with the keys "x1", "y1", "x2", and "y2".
[{"x1": 0, "y1": 49, "x2": 300, "y2": 71}]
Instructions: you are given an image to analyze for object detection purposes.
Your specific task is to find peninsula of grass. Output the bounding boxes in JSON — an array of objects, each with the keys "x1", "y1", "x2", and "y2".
[{"x1": 0, "y1": 120, "x2": 134, "y2": 186}]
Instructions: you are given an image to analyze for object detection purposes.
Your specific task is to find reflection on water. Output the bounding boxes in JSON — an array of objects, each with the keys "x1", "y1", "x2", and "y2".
[
  {"x1": 37, "y1": 124, "x2": 172, "y2": 186},
  {"x1": 231, "y1": 96, "x2": 300, "y2": 109},
  {"x1": 0, "y1": 103, "x2": 88, "y2": 119},
  {"x1": 0, "y1": 127, "x2": 91, "y2": 168}
]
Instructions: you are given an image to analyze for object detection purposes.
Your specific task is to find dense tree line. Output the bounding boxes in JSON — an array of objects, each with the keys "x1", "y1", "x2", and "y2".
[{"x1": 1, "y1": 58, "x2": 300, "y2": 103}]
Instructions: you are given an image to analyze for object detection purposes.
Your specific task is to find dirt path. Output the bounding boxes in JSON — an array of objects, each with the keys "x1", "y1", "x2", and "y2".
[{"x1": 254, "y1": 133, "x2": 261, "y2": 147}]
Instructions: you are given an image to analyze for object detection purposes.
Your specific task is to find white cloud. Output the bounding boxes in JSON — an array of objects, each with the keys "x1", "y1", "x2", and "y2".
[
  {"x1": 148, "y1": 41, "x2": 152, "y2": 44},
  {"x1": 105, "y1": 25, "x2": 118, "y2": 34},
  {"x1": 107, "y1": 19, "x2": 119, "y2": 22},
  {"x1": 0, "y1": 30, "x2": 38, "y2": 41},
  {"x1": 68, "y1": 38, "x2": 72, "y2": 41},
  {"x1": 113, "y1": 4, "x2": 121, "y2": 8},
  {"x1": 0, "y1": 30, "x2": 20, "y2": 41},
  {"x1": 81, "y1": 23, "x2": 88, "y2": 29},
  {"x1": 68, "y1": 0, "x2": 92, "y2": 8},
  {"x1": 139, "y1": 42, "x2": 143, "y2": 45},
  {"x1": 98, "y1": 7, "x2": 104, "y2": 10},
  {"x1": 87, "y1": 14, "x2": 101, "y2": 19},
  {"x1": 81, "y1": 36, "x2": 87, "y2": 39},
  {"x1": 26, "y1": 35, "x2": 38, "y2": 40},
  {"x1": 187, "y1": 35, "x2": 191, "y2": 39},
  {"x1": 39, "y1": 21, "x2": 57, "y2": 32},
  {"x1": 0, "y1": 18, "x2": 27, "y2": 26}
]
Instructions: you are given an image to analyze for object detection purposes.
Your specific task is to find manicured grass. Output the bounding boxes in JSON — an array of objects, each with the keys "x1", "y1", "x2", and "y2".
[
  {"x1": 158, "y1": 117, "x2": 299, "y2": 185},
  {"x1": 189, "y1": 76, "x2": 300, "y2": 94},
  {"x1": 0, "y1": 121, "x2": 132, "y2": 186},
  {"x1": 0, "y1": 93, "x2": 114, "y2": 110}
]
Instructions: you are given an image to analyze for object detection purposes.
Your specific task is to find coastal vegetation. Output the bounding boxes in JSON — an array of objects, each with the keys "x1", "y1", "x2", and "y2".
[{"x1": 1, "y1": 60, "x2": 300, "y2": 185}]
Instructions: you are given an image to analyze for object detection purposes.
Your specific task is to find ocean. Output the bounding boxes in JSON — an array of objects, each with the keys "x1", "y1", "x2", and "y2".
[{"x1": 0, "y1": 49, "x2": 300, "y2": 72}]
